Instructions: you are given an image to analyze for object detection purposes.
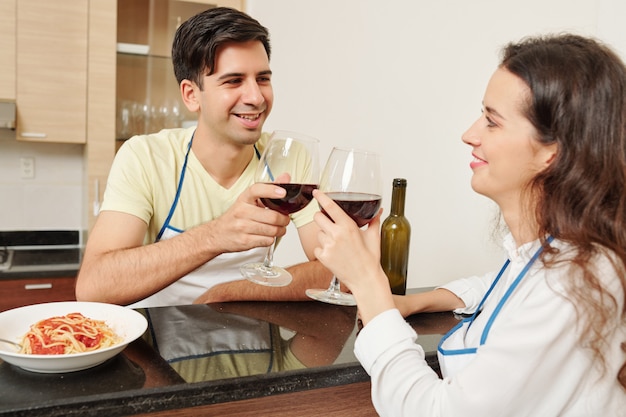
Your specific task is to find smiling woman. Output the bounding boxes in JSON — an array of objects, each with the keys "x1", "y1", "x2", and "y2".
[
  {"x1": 462, "y1": 68, "x2": 557, "y2": 227},
  {"x1": 308, "y1": 33, "x2": 626, "y2": 417}
]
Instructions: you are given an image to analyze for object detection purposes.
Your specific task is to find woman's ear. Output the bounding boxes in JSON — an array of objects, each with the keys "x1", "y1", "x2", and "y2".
[
  {"x1": 180, "y1": 79, "x2": 200, "y2": 113},
  {"x1": 543, "y1": 143, "x2": 558, "y2": 166}
]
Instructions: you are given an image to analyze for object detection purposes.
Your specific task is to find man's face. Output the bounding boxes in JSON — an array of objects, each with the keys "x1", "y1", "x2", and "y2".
[{"x1": 194, "y1": 40, "x2": 273, "y2": 146}]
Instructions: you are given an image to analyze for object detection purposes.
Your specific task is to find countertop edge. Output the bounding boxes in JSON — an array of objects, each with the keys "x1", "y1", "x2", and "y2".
[{"x1": 2, "y1": 353, "x2": 440, "y2": 417}]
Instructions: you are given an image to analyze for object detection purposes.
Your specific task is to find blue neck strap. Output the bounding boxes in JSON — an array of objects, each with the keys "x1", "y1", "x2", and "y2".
[
  {"x1": 156, "y1": 133, "x2": 261, "y2": 241},
  {"x1": 467, "y1": 235, "x2": 554, "y2": 345}
]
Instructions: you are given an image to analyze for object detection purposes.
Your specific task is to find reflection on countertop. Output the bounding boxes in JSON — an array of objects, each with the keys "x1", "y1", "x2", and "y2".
[
  {"x1": 0, "y1": 296, "x2": 460, "y2": 416},
  {"x1": 142, "y1": 302, "x2": 357, "y2": 383}
]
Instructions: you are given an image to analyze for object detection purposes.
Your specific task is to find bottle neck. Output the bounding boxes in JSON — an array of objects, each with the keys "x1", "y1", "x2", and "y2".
[{"x1": 390, "y1": 184, "x2": 406, "y2": 216}]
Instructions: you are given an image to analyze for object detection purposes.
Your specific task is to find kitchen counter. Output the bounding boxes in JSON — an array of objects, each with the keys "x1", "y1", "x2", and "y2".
[
  {"x1": 0, "y1": 295, "x2": 460, "y2": 417},
  {"x1": 0, "y1": 269, "x2": 78, "y2": 280}
]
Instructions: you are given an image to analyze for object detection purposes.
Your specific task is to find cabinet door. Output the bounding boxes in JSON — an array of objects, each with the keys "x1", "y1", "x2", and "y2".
[
  {"x1": 0, "y1": 277, "x2": 76, "y2": 312},
  {"x1": 0, "y1": 0, "x2": 16, "y2": 100},
  {"x1": 16, "y1": 0, "x2": 88, "y2": 144}
]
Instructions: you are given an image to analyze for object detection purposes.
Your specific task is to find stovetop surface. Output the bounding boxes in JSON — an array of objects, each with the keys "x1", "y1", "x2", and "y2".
[{"x1": 0, "y1": 230, "x2": 83, "y2": 274}]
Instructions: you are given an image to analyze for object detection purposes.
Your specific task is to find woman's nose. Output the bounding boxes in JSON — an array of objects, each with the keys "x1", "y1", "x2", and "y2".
[{"x1": 462, "y1": 117, "x2": 482, "y2": 146}]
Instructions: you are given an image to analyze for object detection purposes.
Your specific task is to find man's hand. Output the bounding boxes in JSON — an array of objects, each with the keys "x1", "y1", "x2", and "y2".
[{"x1": 203, "y1": 182, "x2": 291, "y2": 254}]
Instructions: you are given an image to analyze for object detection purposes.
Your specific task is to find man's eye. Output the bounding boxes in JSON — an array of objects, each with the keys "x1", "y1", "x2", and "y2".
[
  {"x1": 226, "y1": 78, "x2": 243, "y2": 85},
  {"x1": 257, "y1": 76, "x2": 271, "y2": 83}
]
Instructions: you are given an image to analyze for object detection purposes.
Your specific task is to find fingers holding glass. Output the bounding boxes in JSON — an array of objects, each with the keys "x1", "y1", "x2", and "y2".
[
  {"x1": 240, "y1": 130, "x2": 320, "y2": 286},
  {"x1": 306, "y1": 147, "x2": 382, "y2": 305}
]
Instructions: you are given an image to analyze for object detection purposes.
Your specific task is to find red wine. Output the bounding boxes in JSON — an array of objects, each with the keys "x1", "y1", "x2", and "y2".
[
  {"x1": 261, "y1": 183, "x2": 318, "y2": 215},
  {"x1": 324, "y1": 192, "x2": 382, "y2": 227}
]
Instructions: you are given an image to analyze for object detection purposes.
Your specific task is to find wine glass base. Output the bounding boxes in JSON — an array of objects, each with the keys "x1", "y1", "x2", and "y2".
[
  {"x1": 240, "y1": 263, "x2": 293, "y2": 287},
  {"x1": 305, "y1": 288, "x2": 357, "y2": 306}
]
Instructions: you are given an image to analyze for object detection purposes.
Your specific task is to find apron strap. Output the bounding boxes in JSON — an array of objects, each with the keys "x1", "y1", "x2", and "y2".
[
  {"x1": 156, "y1": 133, "x2": 194, "y2": 241},
  {"x1": 479, "y1": 235, "x2": 554, "y2": 344},
  {"x1": 156, "y1": 139, "x2": 263, "y2": 241}
]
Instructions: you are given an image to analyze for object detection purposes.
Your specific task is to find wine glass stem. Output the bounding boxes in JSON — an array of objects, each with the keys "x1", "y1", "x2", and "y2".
[
  {"x1": 328, "y1": 276, "x2": 341, "y2": 293},
  {"x1": 263, "y1": 237, "x2": 277, "y2": 269}
]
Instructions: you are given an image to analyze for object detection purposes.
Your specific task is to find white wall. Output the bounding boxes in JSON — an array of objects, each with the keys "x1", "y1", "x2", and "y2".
[
  {"x1": 0, "y1": 129, "x2": 83, "y2": 231},
  {"x1": 246, "y1": 0, "x2": 613, "y2": 288}
]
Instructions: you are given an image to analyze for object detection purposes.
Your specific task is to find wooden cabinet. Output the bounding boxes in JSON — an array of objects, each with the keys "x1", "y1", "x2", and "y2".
[
  {"x1": 0, "y1": 277, "x2": 76, "y2": 312},
  {"x1": 0, "y1": 0, "x2": 16, "y2": 101},
  {"x1": 4, "y1": 0, "x2": 244, "y2": 229},
  {"x1": 85, "y1": 0, "x2": 117, "y2": 230},
  {"x1": 16, "y1": 0, "x2": 89, "y2": 144}
]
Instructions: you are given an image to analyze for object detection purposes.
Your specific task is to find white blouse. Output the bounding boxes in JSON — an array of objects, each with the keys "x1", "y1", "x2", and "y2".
[{"x1": 354, "y1": 235, "x2": 626, "y2": 416}]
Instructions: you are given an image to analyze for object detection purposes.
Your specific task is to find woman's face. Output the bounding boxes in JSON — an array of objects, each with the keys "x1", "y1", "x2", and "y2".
[{"x1": 462, "y1": 67, "x2": 556, "y2": 211}]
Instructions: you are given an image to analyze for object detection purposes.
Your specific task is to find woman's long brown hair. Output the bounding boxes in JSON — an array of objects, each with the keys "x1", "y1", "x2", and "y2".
[{"x1": 502, "y1": 34, "x2": 626, "y2": 389}]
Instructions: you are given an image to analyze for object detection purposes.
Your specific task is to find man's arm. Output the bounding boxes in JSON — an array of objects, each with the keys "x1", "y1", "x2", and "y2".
[
  {"x1": 194, "y1": 259, "x2": 333, "y2": 303},
  {"x1": 194, "y1": 222, "x2": 334, "y2": 303},
  {"x1": 76, "y1": 210, "x2": 225, "y2": 305},
  {"x1": 76, "y1": 182, "x2": 291, "y2": 305},
  {"x1": 210, "y1": 301, "x2": 356, "y2": 367}
]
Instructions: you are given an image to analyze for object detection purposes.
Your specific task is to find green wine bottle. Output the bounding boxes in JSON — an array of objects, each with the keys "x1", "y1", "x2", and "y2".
[{"x1": 380, "y1": 178, "x2": 411, "y2": 295}]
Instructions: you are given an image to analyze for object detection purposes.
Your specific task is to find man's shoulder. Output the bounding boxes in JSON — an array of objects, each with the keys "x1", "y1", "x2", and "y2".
[
  {"x1": 255, "y1": 132, "x2": 272, "y2": 154},
  {"x1": 121, "y1": 128, "x2": 193, "y2": 156}
]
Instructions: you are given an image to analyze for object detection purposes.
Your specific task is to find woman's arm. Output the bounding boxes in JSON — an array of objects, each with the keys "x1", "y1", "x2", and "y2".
[{"x1": 393, "y1": 288, "x2": 465, "y2": 317}]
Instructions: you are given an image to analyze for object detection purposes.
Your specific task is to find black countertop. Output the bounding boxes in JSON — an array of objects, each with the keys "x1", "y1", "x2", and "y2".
[{"x1": 0, "y1": 297, "x2": 460, "y2": 417}]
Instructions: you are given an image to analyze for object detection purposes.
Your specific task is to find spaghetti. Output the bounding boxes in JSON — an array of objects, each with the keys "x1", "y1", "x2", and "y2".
[{"x1": 19, "y1": 312, "x2": 121, "y2": 355}]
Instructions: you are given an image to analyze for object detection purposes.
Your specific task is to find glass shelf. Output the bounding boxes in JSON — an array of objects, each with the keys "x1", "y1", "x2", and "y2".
[{"x1": 115, "y1": 0, "x2": 209, "y2": 141}]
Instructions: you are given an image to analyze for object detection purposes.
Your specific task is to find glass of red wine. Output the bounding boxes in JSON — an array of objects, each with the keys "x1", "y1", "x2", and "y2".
[
  {"x1": 240, "y1": 130, "x2": 320, "y2": 286},
  {"x1": 306, "y1": 147, "x2": 382, "y2": 305}
]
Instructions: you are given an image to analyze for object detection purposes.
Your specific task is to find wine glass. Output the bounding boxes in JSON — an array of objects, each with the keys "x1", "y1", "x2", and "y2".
[
  {"x1": 306, "y1": 147, "x2": 382, "y2": 306},
  {"x1": 240, "y1": 130, "x2": 320, "y2": 286}
]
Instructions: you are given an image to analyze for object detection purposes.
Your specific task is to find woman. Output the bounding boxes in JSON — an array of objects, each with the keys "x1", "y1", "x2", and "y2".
[{"x1": 313, "y1": 34, "x2": 626, "y2": 416}]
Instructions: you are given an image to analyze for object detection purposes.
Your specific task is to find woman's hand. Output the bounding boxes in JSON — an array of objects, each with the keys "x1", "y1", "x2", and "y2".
[
  {"x1": 312, "y1": 190, "x2": 395, "y2": 324},
  {"x1": 312, "y1": 190, "x2": 381, "y2": 286}
]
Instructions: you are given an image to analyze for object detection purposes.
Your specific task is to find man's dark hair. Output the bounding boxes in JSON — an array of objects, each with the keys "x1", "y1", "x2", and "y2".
[{"x1": 172, "y1": 7, "x2": 270, "y2": 89}]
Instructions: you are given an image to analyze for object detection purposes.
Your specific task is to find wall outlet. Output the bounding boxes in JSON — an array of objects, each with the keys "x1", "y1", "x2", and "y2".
[{"x1": 20, "y1": 157, "x2": 35, "y2": 179}]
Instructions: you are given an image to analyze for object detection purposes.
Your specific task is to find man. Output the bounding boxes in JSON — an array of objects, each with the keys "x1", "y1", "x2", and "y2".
[{"x1": 76, "y1": 7, "x2": 331, "y2": 307}]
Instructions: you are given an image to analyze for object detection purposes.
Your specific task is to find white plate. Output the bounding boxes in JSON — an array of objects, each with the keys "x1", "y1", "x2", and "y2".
[{"x1": 0, "y1": 301, "x2": 147, "y2": 373}]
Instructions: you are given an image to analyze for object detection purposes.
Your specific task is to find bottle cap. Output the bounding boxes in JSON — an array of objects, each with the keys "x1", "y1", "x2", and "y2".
[{"x1": 393, "y1": 178, "x2": 407, "y2": 187}]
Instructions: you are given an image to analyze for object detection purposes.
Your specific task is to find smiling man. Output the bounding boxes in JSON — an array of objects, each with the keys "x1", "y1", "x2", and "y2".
[{"x1": 76, "y1": 7, "x2": 331, "y2": 308}]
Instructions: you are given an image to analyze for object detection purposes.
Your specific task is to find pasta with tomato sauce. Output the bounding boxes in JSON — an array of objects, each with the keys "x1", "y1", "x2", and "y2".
[{"x1": 19, "y1": 312, "x2": 121, "y2": 355}]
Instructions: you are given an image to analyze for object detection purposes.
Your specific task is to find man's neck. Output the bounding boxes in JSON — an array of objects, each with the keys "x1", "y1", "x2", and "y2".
[{"x1": 191, "y1": 130, "x2": 256, "y2": 189}]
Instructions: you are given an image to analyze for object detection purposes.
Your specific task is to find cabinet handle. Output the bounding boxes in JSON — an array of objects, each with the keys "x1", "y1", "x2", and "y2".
[
  {"x1": 20, "y1": 132, "x2": 48, "y2": 138},
  {"x1": 24, "y1": 283, "x2": 53, "y2": 290}
]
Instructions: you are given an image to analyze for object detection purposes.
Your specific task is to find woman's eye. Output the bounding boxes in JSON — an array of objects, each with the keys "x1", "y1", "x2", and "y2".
[{"x1": 485, "y1": 116, "x2": 496, "y2": 127}]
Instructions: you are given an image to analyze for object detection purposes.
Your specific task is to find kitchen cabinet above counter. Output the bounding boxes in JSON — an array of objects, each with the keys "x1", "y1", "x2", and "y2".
[
  {"x1": 0, "y1": 0, "x2": 16, "y2": 101},
  {"x1": 2, "y1": 1, "x2": 244, "y2": 232},
  {"x1": 16, "y1": 0, "x2": 88, "y2": 144}
]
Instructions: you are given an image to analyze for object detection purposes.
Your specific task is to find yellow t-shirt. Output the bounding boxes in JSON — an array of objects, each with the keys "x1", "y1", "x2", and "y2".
[{"x1": 102, "y1": 127, "x2": 317, "y2": 243}]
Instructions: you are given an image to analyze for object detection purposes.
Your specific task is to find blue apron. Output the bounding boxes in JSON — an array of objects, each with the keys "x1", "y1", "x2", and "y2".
[
  {"x1": 437, "y1": 236, "x2": 553, "y2": 377},
  {"x1": 128, "y1": 133, "x2": 266, "y2": 308},
  {"x1": 156, "y1": 134, "x2": 262, "y2": 240}
]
